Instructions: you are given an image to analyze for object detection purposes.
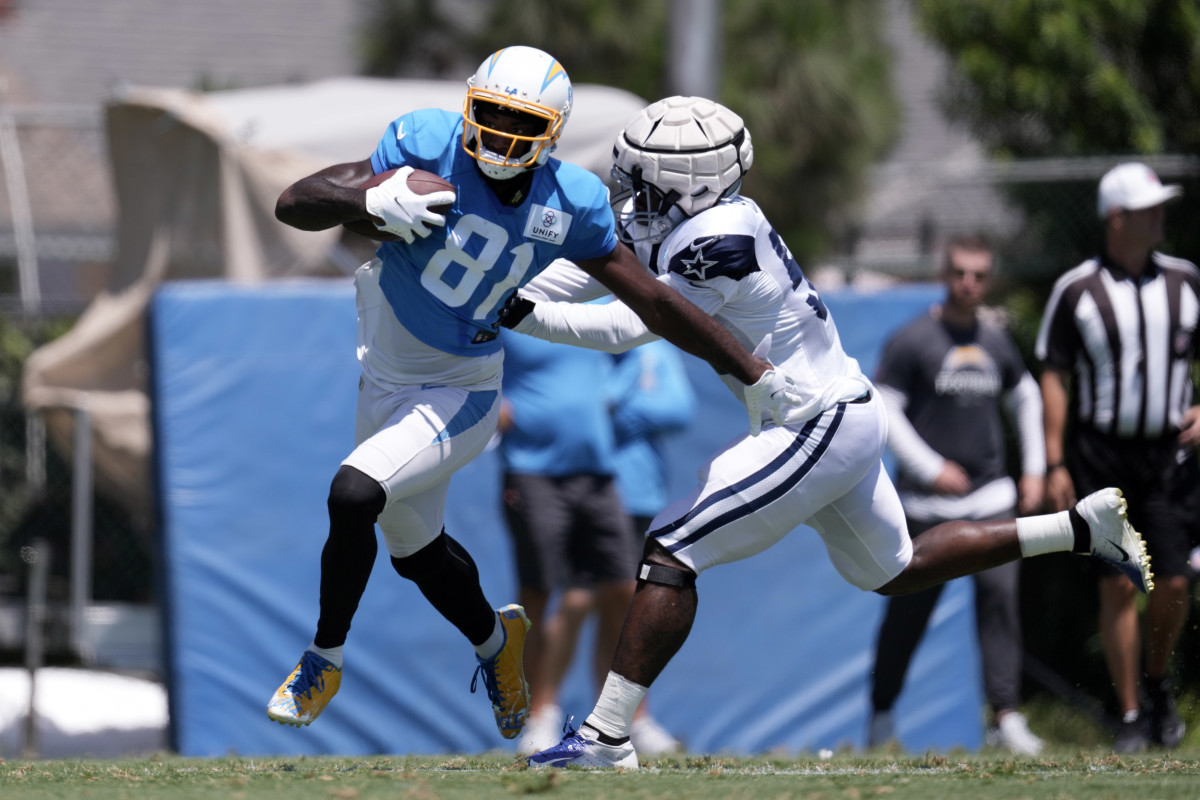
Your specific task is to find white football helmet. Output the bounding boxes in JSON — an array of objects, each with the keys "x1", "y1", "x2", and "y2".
[
  {"x1": 611, "y1": 96, "x2": 754, "y2": 243},
  {"x1": 462, "y1": 46, "x2": 573, "y2": 180}
]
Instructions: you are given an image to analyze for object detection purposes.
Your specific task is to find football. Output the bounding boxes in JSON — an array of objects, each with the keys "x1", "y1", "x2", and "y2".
[{"x1": 344, "y1": 168, "x2": 455, "y2": 241}]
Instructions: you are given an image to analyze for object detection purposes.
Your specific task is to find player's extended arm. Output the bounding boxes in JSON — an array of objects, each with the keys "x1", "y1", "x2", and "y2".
[
  {"x1": 576, "y1": 244, "x2": 767, "y2": 385},
  {"x1": 508, "y1": 287, "x2": 797, "y2": 436},
  {"x1": 275, "y1": 159, "x2": 377, "y2": 230},
  {"x1": 508, "y1": 295, "x2": 659, "y2": 353},
  {"x1": 518, "y1": 258, "x2": 612, "y2": 303}
]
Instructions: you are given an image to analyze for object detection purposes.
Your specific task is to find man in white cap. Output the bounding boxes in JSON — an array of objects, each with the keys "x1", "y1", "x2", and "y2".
[{"x1": 1037, "y1": 162, "x2": 1200, "y2": 753}]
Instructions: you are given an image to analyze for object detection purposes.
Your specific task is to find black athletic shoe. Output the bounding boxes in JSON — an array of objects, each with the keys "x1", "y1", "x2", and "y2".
[
  {"x1": 1113, "y1": 714, "x2": 1149, "y2": 754},
  {"x1": 1147, "y1": 680, "x2": 1186, "y2": 749}
]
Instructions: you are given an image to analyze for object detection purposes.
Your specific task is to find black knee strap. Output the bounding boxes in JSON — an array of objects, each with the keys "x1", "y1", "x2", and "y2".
[{"x1": 638, "y1": 561, "x2": 695, "y2": 588}]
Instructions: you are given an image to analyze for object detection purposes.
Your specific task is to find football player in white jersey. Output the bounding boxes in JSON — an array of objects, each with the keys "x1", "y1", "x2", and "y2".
[
  {"x1": 512, "y1": 96, "x2": 1155, "y2": 769},
  {"x1": 265, "y1": 51, "x2": 802, "y2": 741}
]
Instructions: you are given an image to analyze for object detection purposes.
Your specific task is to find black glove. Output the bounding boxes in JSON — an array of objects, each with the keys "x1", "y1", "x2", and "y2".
[{"x1": 499, "y1": 293, "x2": 536, "y2": 329}]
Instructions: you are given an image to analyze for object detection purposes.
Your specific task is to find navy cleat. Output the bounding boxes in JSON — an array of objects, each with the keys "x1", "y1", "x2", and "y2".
[{"x1": 527, "y1": 720, "x2": 639, "y2": 770}]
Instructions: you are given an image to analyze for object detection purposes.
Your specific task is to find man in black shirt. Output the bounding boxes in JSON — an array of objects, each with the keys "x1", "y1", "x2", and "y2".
[
  {"x1": 868, "y1": 235, "x2": 1046, "y2": 754},
  {"x1": 1037, "y1": 162, "x2": 1200, "y2": 752}
]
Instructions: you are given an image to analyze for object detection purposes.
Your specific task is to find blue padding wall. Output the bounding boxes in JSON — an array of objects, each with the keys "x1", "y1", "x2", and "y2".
[{"x1": 152, "y1": 279, "x2": 981, "y2": 757}]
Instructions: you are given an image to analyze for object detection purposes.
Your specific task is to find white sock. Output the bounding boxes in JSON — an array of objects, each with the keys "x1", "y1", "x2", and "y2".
[
  {"x1": 1016, "y1": 509, "x2": 1075, "y2": 558},
  {"x1": 473, "y1": 612, "x2": 505, "y2": 660},
  {"x1": 584, "y1": 671, "x2": 647, "y2": 740},
  {"x1": 307, "y1": 642, "x2": 344, "y2": 669}
]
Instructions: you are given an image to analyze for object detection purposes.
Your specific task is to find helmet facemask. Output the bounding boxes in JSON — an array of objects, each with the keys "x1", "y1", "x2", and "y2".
[
  {"x1": 464, "y1": 94, "x2": 562, "y2": 179},
  {"x1": 611, "y1": 164, "x2": 685, "y2": 244}
]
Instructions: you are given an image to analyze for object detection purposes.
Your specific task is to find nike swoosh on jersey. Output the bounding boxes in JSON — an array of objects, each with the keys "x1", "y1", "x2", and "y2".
[
  {"x1": 396, "y1": 121, "x2": 407, "y2": 141},
  {"x1": 689, "y1": 235, "x2": 722, "y2": 252}
]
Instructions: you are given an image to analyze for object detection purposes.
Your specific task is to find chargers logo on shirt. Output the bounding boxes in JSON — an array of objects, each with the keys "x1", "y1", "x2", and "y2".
[
  {"x1": 935, "y1": 345, "x2": 1001, "y2": 398},
  {"x1": 524, "y1": 204, "x2": 571, "y2": 244}
]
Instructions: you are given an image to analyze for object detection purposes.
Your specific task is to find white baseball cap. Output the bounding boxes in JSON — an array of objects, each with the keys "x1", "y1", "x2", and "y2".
[{"x1": 1097, "y1": 162, "x2": 1183, "y2": 218}]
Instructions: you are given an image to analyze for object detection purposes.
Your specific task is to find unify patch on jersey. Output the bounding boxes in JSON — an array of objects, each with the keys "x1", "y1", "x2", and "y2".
[{"x1": 523, "y1": 204, "x2": 572, "y2": 244}]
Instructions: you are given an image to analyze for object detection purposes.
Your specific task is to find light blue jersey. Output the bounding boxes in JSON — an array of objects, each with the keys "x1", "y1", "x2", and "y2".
[
  {"x1": 608, "y1": 342, "x2": 695, "y2": 517},
  {"x1": 498, "y1": 330, "x2": 616, "y2": 476},
  {"x1": 370, "y1": 109, "x2": 618, "y2": 357}
]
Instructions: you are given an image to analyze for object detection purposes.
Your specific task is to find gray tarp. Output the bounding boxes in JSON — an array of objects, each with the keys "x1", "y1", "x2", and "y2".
[{"x1": 21, "y1": 77, "x2": 647, "y2": 519}]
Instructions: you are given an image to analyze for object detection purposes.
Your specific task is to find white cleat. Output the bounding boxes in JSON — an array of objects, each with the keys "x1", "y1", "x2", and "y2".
[
  {"x1": 986, "y1": 711, "x2": 1045, "y2": 756},
  {"x1": 517, "y1": 704, "x2": 564, "y2": 755},
  {"x1": 1074, "y1": 488, "x2": 1154, "y2": 593},
  {"x1": 630, "y1": 715, "x2": 683, "y2": 756}
]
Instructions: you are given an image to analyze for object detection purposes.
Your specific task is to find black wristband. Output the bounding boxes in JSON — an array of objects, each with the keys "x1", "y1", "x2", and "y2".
[
  {"x1": 498, "y1": 295, "x2": 535, "y2": 329},
  {"x1": 1067, "y1": 506, "x2": 1091, "y2": 553},
  {"x1": 1047, "y1": 462, "x2": 1065, "y2": 471}
]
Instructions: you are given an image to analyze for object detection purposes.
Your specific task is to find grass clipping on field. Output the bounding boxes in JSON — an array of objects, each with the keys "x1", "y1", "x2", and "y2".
[{"x1": 4, "y1": 752, "x2": 1200, "y2": 800}]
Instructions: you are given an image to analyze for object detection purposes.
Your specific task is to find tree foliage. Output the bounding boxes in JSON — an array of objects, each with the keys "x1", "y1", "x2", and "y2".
[
  {"x1": 916, "y1": 0, "x2": 1200, "y2": 158},
  {"x1": 0, "y1": 315, "x2": 73, "y2": 588},
  {"x1": 718, "y1": 0, "x2": 900, "y2": 259},
  {"x1": 360, "y1": 0, "x2": 901, "y2": 261},
  {"x1": 359, "y1": 0, "x2": 469, "y2": 79},
  {"x1": 914, "y1": 0, "x2": 1200, "y2": 273}
]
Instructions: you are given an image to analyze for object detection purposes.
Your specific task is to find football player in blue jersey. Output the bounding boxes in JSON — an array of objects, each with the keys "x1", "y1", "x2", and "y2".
[
  {"x1": 265, "y1": 48, "x2": 801, "y2": 741},
  {"x1": 510, "y1": 96, "x2": 1154, "y2": 769}
]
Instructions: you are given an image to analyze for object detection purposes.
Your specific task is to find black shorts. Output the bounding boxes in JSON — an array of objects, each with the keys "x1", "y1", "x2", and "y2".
[
  {"x1": 502, "y1": 472, "x2": 642, "y2": 592},
  {"x1": 1070, "y1": 427, "x2": 1200, "y2": 578}
]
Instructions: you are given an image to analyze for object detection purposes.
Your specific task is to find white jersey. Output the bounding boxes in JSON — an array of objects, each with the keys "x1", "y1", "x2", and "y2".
[
  {"x1": 515, "y1": 195, "x2": 911, "y2": 591},
  {"x1": 517, "y1": 196, "x2": 872, "y2": 427}
]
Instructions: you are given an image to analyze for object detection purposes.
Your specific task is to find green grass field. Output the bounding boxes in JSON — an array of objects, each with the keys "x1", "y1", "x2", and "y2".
[
  {"x1": 4, "y1": 696, "x2": 1198, "y2": 799},
  {"x1": 4, "y1": 749, "x2": 1200, "y2": 800}
]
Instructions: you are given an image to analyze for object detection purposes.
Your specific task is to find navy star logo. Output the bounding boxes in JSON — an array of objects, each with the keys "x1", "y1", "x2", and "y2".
[{"x1": 679, "y1": 238, "x2": 720, "y2": 280}]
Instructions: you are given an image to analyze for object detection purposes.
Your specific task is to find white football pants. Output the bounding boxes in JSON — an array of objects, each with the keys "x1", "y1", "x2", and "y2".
[
  {"x1": 342, "y1": 376, "x2": 500, "y2": 558},
  {"x1": 649, "y1": 392, "x2": 912, "y2": 591}
]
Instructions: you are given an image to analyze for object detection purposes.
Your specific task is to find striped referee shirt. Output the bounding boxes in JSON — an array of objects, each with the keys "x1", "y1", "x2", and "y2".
[{"x1": 1035, "y1": 252, "x2": 1200, "y2": 439}]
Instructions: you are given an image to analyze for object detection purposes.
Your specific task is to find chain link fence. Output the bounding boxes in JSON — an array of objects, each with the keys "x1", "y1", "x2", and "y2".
[
  {"x1": 0, "y1": 102, "x2": 155, "y2": 675},
  {"x1": 835, "y1": 154, "x2": 1200, "y2": 286},
  {"x1": 0, "y1": 102, "x2": 115, "y2": 315}
]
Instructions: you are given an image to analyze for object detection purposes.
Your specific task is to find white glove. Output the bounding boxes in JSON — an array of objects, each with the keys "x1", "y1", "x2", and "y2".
[
  {"x1": 744, "y1": 367, "x2": 804, "y2": 436},
  {"x1": 363, "y1": 166, "x2": 456, "y2": 244}
]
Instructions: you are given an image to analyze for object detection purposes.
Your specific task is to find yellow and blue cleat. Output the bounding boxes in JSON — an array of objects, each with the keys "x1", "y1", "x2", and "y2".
[
  {"x1": 471, "y1": 604, "x2": 532, "y2": 739},
  {"x1": 267, "y1": 650, "x2": 342, "y2": 726}
]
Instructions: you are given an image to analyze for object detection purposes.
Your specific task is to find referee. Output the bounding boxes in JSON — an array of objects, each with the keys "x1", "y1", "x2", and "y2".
[{"x1": 1036, "y1": 162, "x2": 1200, "y2": 753}]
